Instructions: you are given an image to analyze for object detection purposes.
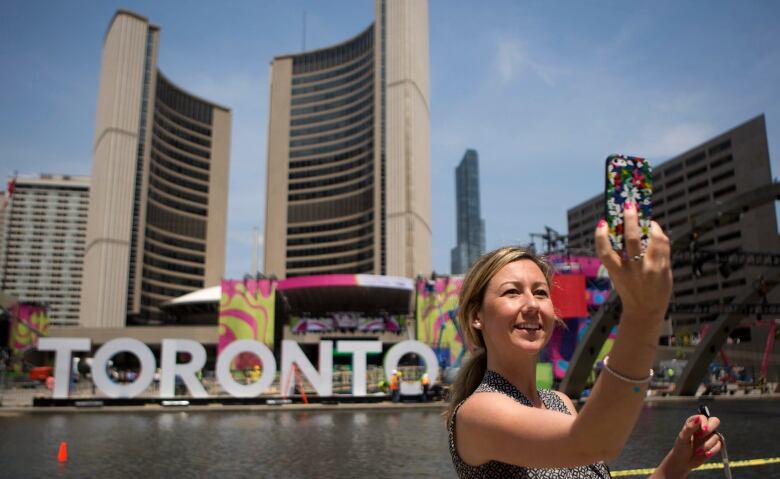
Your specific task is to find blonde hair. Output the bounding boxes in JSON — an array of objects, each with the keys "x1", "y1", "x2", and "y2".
[{"x1": 445, "y1": 246, "x2": 554, "y2": 424}]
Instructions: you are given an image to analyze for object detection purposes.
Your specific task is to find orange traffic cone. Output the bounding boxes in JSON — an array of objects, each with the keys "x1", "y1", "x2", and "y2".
[{"x1": 57, "y1": 441, "x2": 68, "y2": 462}]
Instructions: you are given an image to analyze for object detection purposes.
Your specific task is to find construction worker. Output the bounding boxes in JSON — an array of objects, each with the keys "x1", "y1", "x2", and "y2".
[{"x1": 389, "y1": 370, "x2": 400, "y2": 403}]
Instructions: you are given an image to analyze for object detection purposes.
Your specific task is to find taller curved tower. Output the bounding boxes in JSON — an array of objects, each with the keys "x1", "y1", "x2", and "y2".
[
  {"x1": 264, "y1": 0, "x2": 431, "y2": 278},
  {"x1": 80, "y1": 11, "x2": 231, "y2": 326}
]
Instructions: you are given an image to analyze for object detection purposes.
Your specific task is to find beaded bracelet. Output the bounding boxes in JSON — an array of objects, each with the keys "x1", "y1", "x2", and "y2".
[{"x1": 602, "y1": 355, "x2": 653, "y2": 385}]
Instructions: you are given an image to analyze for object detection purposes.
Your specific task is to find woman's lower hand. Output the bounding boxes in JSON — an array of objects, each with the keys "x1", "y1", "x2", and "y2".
[{"x1": 653, "y1": 414, "x2": 723, "y2": 478}]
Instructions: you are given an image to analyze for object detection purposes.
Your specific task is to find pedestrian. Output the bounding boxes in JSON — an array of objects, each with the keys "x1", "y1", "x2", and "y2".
[{"x1": 446, "y1": 206, "x2": 723, "y2": 477}]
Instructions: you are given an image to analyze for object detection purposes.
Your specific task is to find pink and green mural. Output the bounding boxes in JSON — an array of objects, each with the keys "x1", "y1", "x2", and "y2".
[
  {"x1": 219, "y1": 279, "x2": 276, "y2": 369},
  {"x1": 545, "y1": 255, "x2": 615, "y2": 380},
  {"x1": 415, "y1": 277, "x2": 468, "y2": 368},
  {"x1": 8, "y1": 303, "x2": 49, "y2": 354}
]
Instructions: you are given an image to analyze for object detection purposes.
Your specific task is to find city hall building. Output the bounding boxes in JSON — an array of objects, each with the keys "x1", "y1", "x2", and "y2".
[
  {"x1": 79, "y1": 10, "x2": 231, "y2": 328},
  {"x1": 264, "y1": 0, "x2": 432, "y2": 279}
]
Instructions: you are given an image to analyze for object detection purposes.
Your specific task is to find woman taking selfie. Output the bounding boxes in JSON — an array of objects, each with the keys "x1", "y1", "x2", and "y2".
[{"x1": 447, "y1": 203, "x2": 723, "y2": 478}]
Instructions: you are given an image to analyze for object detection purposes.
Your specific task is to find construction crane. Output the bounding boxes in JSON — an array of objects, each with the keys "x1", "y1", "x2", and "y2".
[{"x1": 529, "y1": 226, "x2": 568, "y2": 255}]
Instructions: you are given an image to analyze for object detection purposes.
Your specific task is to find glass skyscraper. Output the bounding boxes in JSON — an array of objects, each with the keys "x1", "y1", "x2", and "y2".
[{"x1": 451, "y1": 149, "x2": 485, "y2": 274}]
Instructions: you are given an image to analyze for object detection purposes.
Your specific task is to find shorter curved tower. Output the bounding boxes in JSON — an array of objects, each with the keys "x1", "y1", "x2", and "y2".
[{"x1": 80, "y1": 10, "x2": 230, "y2": 326}]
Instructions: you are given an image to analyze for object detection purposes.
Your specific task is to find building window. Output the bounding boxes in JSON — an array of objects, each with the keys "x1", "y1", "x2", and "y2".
[
  {"x1": 688, "y1": 195, "x2": 709, "y2": 208},
  {"x1": 287, "y1": 224, "x2": 373, "y2": 246},
  {"x1": 684, "y1": 151, "x2": 706, "y2": 167},
  {"x1": 713, "y1": 184, "x2": 736, "y2": 199},
  {"x1": 708, "y1": 139, "x2": 731, "y2": 157},
  {"x1": 686, "y1": 165, "x2": 707, "y2": 180},
  {"x1": 666, "y1": 176, "x2": 684, "y2": 189},
  {"x1": 697, "y1": 283, "x2": 719, "y2": 293},
  {"x1": 688, "y1": 180, "x2": 709, "y2": 194},
  {"x1": 710, "y1": 154, "x2": 733, "y2": 169},
  {"x1": 717, "y1": 230, "x2": 741, "y2": 243},
  {"x1": 663, "y1": 163, "x2": 684, "y2": 176},
  {"x1": 711, "y1": 169, "x2": 734, "y2": 184},
  {"x1": 287, "y1": 237, "x2": 373, "y2": 257}
]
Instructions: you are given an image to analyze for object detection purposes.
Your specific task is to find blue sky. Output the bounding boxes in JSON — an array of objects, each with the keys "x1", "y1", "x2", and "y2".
[{"x1": 2, "y1": 1, "x2": 779, "y2": 279}]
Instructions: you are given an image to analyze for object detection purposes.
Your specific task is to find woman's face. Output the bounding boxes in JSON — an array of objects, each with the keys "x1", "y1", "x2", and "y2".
[{"x1": 473, "y1": 259, "x2": 556, "y2": 358}]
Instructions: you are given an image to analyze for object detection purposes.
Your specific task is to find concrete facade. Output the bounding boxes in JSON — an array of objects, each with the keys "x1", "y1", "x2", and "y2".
[
  {"x1": 80, "y1": 10, "x2": 230, "y2": 327},
  {"x1": 566, "y1": 115, "x2": 779, "y2": 374},
  {"x1": 264, "y1": 0, "x2": 431, "y2": 279}
]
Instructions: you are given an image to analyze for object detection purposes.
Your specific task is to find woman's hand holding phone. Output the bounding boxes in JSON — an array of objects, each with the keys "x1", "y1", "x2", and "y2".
[{"x1": 595, "y1": 155, "x2": 673, "y2": 322}]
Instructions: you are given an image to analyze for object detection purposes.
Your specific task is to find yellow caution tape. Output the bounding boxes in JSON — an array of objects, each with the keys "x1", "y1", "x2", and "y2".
[{"x1": 611, "y1": 457, "x2": 780, "y2": 477}]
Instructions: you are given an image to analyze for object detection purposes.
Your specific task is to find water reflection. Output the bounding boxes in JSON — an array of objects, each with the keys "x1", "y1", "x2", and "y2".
[
  {"x1": 0, "y1": 400, "x2": 777, "y2": 478},
  {"x1": 352, "y1": 412, "x2": 367, "y2": 426}
]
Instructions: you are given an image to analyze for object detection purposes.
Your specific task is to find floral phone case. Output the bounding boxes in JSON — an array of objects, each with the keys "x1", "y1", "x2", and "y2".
[{"x1": 605, "y1": 154, "x2": 652, "y2": 252}]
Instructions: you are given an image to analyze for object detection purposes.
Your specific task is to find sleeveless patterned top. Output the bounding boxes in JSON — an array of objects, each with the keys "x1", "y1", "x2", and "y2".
[{"x1": 448, "y1": 370, "x2": 612, "y2": 478}]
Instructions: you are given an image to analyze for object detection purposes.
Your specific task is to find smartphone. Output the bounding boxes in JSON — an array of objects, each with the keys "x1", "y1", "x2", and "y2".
[{"x1": 605, "y1": 154, "x2": 652, "y2": 253}]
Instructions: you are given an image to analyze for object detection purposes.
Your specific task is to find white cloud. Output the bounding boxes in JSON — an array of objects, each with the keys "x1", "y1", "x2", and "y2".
[
  {"x1": 493, "y1": 37, "x2": 564, "y2": 86},
  {"x1": 496, "y1": 38, "x2": 526, "y2": 83},
  {"x1": 229, "y1": 229, "x2": 263, "y2": 248},
  {"x1": 622, "y1": 122, "x2": 716, "y2": 160}
]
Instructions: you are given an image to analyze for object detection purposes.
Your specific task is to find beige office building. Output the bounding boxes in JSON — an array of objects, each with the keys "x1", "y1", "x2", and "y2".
[
  {"x1": 80, "y1": 10, "x2": 231, "y2": 327},
  {"x1": 264, "y1": 0, "x2": 431, "y2": 279}
]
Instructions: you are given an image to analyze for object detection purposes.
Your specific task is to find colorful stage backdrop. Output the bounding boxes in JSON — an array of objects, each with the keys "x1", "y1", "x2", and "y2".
[
  {"x1": 415, "y1": 277, "x2": 467, "y2": 369},
  {"x1": 546, "y1": 255, "x2": 615, "y2": 380},
  {"x1": 8, "y1": 303, "x2": 49, "y2": 354},
  {"x1": 219, "y1": 279, "x2": 276, "y2": 369},
  {"x1": 218, "y1": 275, "x2": 415, "y2": 360}
]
